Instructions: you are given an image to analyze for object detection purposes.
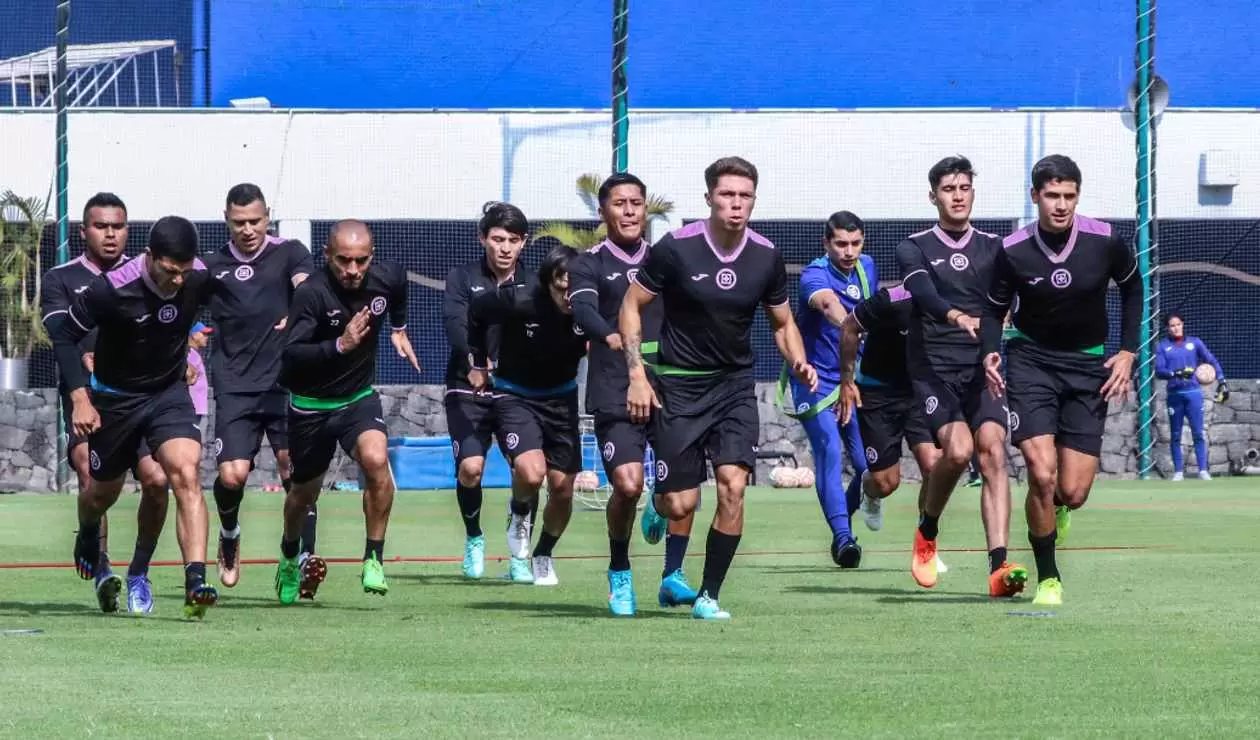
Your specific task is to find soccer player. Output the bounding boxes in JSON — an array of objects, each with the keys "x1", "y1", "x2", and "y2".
[
  {"x1": 468, "y1": 245, "x2": 587, "y2": 586},
  {"x1": 48, "y1": 216, "x2": 219, "y2": 619},
  {"x1": 39, "y1": 193, "x2": 171, "y2": 614},
  {"x1": 986, "y1": 154, "x2": 1143, "y2": 605},
  {"x1": 621, "y1": 156, "x2": 817, "y2": 620},
  {"x1": 1156, "y1": 315, "x2": 1227, "y2": 481},
  {"x1": 567, "y1": 172, "x2": 697, "y2": 616},
  {"x1": 895, "y1": 155, "x2": 1026, "y2": 598},
  {"x1": 442, "y1": 202, "x2": 527, "y2": 579},
  {"x1": 204, "y1": 184, "x2": 315, "y2": 593},
  {"x1": 790, "y1": 211, "x2": 876, "y2": 568},
  {"x1": 275, "y1": 220, "x2": 417, "y2": 603}
]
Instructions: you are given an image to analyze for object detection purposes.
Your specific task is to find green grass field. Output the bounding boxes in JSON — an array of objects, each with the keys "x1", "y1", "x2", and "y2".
[{"x1": 2, "y1": 479, "x2": 1259, "y2": 738}]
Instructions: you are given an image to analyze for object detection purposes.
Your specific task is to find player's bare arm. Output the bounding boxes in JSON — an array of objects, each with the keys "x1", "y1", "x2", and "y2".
[
  {"x1": 837, "y1": 313, "x2": 863, "y2": 425},
  {"x1": 619, "y1": 281, "x2": 659, "y2": 423},
  {"x1": 807, "y1": 289, "x2": 848, "y2": 329},
  {"x1": 765, "y1": 301, "x2": 818, "y2": 392}
]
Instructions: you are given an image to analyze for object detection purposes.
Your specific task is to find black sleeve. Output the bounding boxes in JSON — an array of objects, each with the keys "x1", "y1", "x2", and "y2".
[
  {"x1": 388, "y1": 263, "x2": 408, "y2": 329},
  {"x1": 442, "y1": 266, "x2": 474, "y2": 357},
  {"x1": 1109, "y1": 236, "x2": 1142, "y2": 352},
  {"x1": 851, "y1": 289, "x2": 888, "y2": 333},
  {"x1": 895, "y1": 240, "x2": 952, "y2": 321},
  {"x1": 468, "y1": 282, "x2": 522, "y2": 368},
  {"x1": 762, "y1": 250, "x2": 789, "y2": 307},
  {"x1": 567, "y1": 254, "x2": 617, "y2": 342},
  {"x1": 283, "y1": 283, "x2": 341, "y2": 365},
  {"x1": 633, "y1": 238, "x2": 674, "y2": 295},
  {"x1": 986, "y1": 246, "x2": 1015, "y2": 313},
  {"x1": 49, "y1": 277, "x2": 111, "y2": 391},
  {"x1": 40, "y1": 270, "x2": 96, "y2": 356},
  {"x1": 289, "y1": 241, "x2": 315, "y2": 283}
]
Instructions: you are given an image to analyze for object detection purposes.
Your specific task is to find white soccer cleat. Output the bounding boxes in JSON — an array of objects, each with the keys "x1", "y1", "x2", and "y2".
[
  {"x1": 506, "y1": 503, "x2": 532, "y2": 561},
  {"x1": 935, "y1": 553, "x2": 949, "y2": 574},
  {"x1": 532, "y1": 555, "x2": 558, "y2": 586},
  {"x1": 1198, "y1": 470, "x2": 1212, "y2": 481},
  {"x1": 859, "y1": 472, "x2": 883, "y2": 531},
  {"x1": 1171, "y1": 472, "x2": 1184, "y2": 482}
]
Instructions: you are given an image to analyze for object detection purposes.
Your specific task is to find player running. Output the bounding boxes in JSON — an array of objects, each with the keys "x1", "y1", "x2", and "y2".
[
  {"x1": 836, "y1": 285, "x2": 947, "y2": 570},
  {"x1": 443, "y1": 202, "x2": 527, "y2": 579},
  {"x1": 275, "y1": 220, "x2": 418, "y2": 603},
  {"x1": 468, "y1": 245, "x2": 587, "y2": 586},
  {"x1": 895, "y1": 155, "x2": 1027, "y2": 598},
  {"x1": 49, "y1": 216, "x2": 219, "y2": 619},
  {"x1": 567, "y1": 172, "x2": 697, "y2": 616},
  {"x1": 985, "y1": 154, "x2": 1142, "y2": 606},
  {"x1": 205, "y1": 184, "x2": 315, "y2": 593},
  {"x1": 621, "y1": 157, "x2": 817, "y2": 620},
  {"x1": 40, "y1": 193, "x2": 171, "y2": 614},
  {"x1": 788, "y1": 211, "x2": 876, "y2": 568},
  {"x1": 1156, "y1": 315, "x2": 1227, "y2": 481}
]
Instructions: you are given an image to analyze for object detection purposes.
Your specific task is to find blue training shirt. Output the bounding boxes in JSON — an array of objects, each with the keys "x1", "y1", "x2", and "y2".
[
  {"x1": 797, "y1": 254, "x2": 877, "y2": 386},
  {"x1": 1155, "y1": 336, "x2": 1224, "y2": 394}
]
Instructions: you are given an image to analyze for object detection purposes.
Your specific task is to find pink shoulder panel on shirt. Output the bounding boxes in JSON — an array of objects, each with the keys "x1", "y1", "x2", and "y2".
[
  {"x1": 1003, "y1": 223, "x2": 1037, "y2": 249},
  {"x1": 1075, "y1": 215, "x2": 1112, "y2": 237}
]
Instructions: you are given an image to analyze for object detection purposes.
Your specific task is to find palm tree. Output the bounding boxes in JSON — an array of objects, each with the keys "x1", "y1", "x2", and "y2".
[
  {"x1": 532, "y1": 173, "x2": 674, "y2": 250},
  {"x1": 0, "y1": 190, "x2": 51, "y2": 360}
]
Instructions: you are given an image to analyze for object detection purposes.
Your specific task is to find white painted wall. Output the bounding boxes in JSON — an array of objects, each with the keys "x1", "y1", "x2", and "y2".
[{"x1": 3, "y1": 109, "x2": 1256, "y2": 223}]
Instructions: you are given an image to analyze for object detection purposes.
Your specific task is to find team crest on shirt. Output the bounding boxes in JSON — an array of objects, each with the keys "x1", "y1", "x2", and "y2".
[
  {"x1": 925, "y1": 395, "x2": 939, "y2": 415},
  {"x1": 505, "y1": 432, "x2": 520, "y2": 450},
  {"x1": 627, "y1": 268, "x2": 639, "y2": 284},
  {"x1": 573, "y1": 324, "x2": 585, "y2": 336},
  {"x1": 845, "y1": 284, "x2": 862, "y2": 300},
  {"x1": 369, "y1": 296, "x2": 387, "y2": 316},
  {"x1": 157, "y1": 304, "x2": 179, "y2": 323},
  {"x1": 1185, "y1": 342, "x2": 1195, "y2": 350},
  {"x1": 715, "y1": 268, "x2": 738, "y2": 290},
  {"x1": 865, "y1": 446, "x2": 878, "y2": 464},
  {"x1": 1050, "y1": 268, "x2": 1072, "y2": 289},
  {"x1": 234, "y1": 265, "x2": 254, "y2": 282},
  {"x1": 796, "y1": 402, "x2": 810, "y2": 414},
  {"x1": 1008, "y1": 411, "x2": 1020, "y2": 431},
  {"x1": 603, "y1": 441, "x2": 615, "y2": 461},
  {"x1": 949, "y1": 254, "x2": 970, "y2": 271},
  {"x1": 213, "y1": 438, "x2": 224, "y2": 458},
  {"x1": 89, "y1": 450, "x2": 101, "y2": 471},
  {"x1": 656, "y1": 460, "x2": 669, "y2": 481}
]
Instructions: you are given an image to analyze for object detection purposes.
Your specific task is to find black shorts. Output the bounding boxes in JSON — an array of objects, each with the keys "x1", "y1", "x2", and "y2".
[
  {"x1": 61, "y1": 389, "x2": 153, "y2": 465},
  {"x1": 1006, "y1": 340, "x2": 1109, "y2": 457},
  {"x1": 288, "y1": 392, "x2": 388, "y2": 484},
  {"x1": 495, "y1": 392, "x2": 581, "y2": 474},
  {"x1": 856, "y1": 383, "x2": 936, "y2": 473},
  {"x1": 593, "y1": 409, "x2": 654, "y2": 478},
  {"x1": 910, "y1": 349, "x2": 1008, "y2": 437},
  {"x1": 444, "y1": 390, "x2": 501, "y2": 464},
  {"x1": 652, "y1": 373, "x2": 758, "y2": 495},
  {"x1": 87, "y1": 383, "x2": 201, "y2": 482},
  {"x1": 213, "y1": 390, "x2": 287, "y2": 466}
]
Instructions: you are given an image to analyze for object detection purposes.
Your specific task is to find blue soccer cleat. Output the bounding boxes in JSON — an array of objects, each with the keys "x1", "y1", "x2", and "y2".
[
  {"x1": 659, "y1": 568, "x2": 699, "y2": 607},
  {"x1": 95, "y1": 569, "x2": 123, "y2": 614},
  {"x1": 608, "y1": 569, "x2": 636, "y2": 617},
  {"x1": 640, "y1": 497, "x2": 667, "y2": 545},
  {"x1": 691, "y1": 592, "x2": 731, "y2": 621},
  {"x1": 127, "y1": 575, "x2": 154, "y2": 615},
  {"x1": 463, "y1": 535, "x2": 486, "y2": 579}
]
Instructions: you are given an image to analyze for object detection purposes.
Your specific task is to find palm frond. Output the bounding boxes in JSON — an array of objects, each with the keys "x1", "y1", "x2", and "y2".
[
  {"x1": 575, "y1": 173, "x2": 603, "y2": 215},
  {"x1": 646, "y1": 194, "x2": 674, "y2": 218},
  {"x1": 533, "y1": 221, "x2": 606, "y2": 251}
]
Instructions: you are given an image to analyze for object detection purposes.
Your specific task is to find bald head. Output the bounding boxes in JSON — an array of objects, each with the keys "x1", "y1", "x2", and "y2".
[{"x1": 325, "y1": 219, "x2": 374, "y2": 290}]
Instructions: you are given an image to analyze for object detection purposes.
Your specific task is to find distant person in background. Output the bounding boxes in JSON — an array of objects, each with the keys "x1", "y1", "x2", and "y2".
[
  {"x1": 188, "y1": 323, "x2": 212, "y2": 424},
  {"x1": 1156, "y1": 315, "x2": 1228, "y2": 481}
]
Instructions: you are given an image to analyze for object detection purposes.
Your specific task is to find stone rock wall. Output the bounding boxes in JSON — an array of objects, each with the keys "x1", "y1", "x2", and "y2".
[{"x1": 2, "y1": 382, "x2": 1257, "y2": 493}]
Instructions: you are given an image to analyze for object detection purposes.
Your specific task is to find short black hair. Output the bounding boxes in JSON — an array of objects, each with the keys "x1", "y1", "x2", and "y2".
[
  {"x1": 538, "y1": 244, "x2": 578, "y2": 287},
  {"x1": 1167, "y1": 314, "x2": 1183, "y2": 325},
  {"x1": 598, "y1": 173, "x2": 647, "y2": 205},
  {"x1": 148, "y1": 216, "x2": 200, "y2": 262},
  {"x1": 704, "y1": 157, "x2": 759, "y2": 191},
  {"x1": 824, "y1": 211, "x2": 864, "y2": 238},
  {"x1": 226, "y1": 183, "x2": 266, "y2": 209},
  {"x1": 1031, "y1": 154, "x2": 1082, "y2": 191},
  {"x1": 928, "y1": 156, "x2": 975, "y2": 190},
  {"x1": 478, "y1": 201, "x2": 529, "y2": 238},
  {"x1": 82, "y1": 192, "x2": 127, "y2": 221}
]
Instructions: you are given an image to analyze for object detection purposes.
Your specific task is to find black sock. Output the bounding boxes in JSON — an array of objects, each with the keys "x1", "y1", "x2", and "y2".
[
  {"x1": 184, "y1": 562, "x2": 206, "y2": 592},
  {"x1": 280, "y1": 536, "x2": 300, "y2": 560},
  {"x1": 918, "y1": 513, "x2": 939, "y2": 541},
  {"x1": 364, "y1": 538, "x2": 384, "y2": 563},
  {"x1": 1052, "y1": 490, "x2": 1064, "y2": 507},
  {"x1": 988, "y1": 546, "x2": 1008, "y2": 573},
  {"x1": 700, "y1": 528, "x2": 741, "y2": 602},
  {"x1": 1029, "y1": 530, "x2": 1060, "y2": 582},
  {"x1": 128, "y1": 535, "x2": 158, "y2": 577},
  {"x1": 609, "y1": 537, "x2": 631, "y2": 571},
  {"x1": 662, "y1": 533, "x2": 689, "y2": 578},
  {"x1": 300, "y1": 505, "x2": 318, "y2": 556},
  {"x1": 456, "y1": 483, "x2": 484, "y2": 537},
  {"x1": 510, "y1": 497, "x2": 530, "y2": 517},
  {"x1": 533, "y1": 531, "x2": 560, "y2": 558},
  {"x1": 213, "y1": 478, "x2": 245, "y2": 532},
  {"x1": 281, "y1": 477, "x2": 292, "y2": 494},
  {"x1": 529, "y1": 496, "x2": 540, "y2": 528}
]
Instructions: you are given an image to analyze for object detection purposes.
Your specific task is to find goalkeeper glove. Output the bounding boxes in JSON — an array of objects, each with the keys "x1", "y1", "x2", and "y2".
[
  {"x1": 1173, "y1": 367, "x2": 1196, "y2": 380},
  {"x1": 1215, "y1": 382, "x2": 1230, "y2": 404}
]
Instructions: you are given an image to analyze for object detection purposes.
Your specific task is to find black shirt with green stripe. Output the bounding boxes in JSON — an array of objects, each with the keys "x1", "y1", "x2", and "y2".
[{"x1": 281, "y1": 260, "x2": 408, "y2": 402}]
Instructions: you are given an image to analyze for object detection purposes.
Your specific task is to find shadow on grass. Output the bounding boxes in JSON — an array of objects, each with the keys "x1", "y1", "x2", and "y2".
[
  {"x1": 392, "y1": 573, "x2": 516, "y2": 587},
  {"x1": 0, "y1": 600, "x2": 107, "y2": 617},
  {"x1": 465, "y1": 600, "x2": 678, "y2": 619},
  {"x1": 751, "y1": 565, "x2": 903, "y2": 575},
  {"x1": 153, "y1": 593, "x2": 380, "y2": 612},
  {"x1": 786, "y1": 584, "x2": 993, "y2": 604}
]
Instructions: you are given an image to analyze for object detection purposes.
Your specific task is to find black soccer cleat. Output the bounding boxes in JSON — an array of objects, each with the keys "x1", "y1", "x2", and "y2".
[{"x1": 831, "y1": 538, "x2": 863, "y2": 570}]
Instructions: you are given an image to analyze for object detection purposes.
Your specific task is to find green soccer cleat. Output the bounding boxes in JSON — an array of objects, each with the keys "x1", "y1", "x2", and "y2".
[
  {"x1": 1032, "y1": 577, "x2": 1063, "y2": 606},
  {"x1": 1055, "y1": 506, "x2": 1072, "y2": 546},
  {"x1": 362, "y1": 555, "x2": 388, "y2": 595},
  {"x1": 275, "y1": 556, "x2": 301, "y2": 605}
]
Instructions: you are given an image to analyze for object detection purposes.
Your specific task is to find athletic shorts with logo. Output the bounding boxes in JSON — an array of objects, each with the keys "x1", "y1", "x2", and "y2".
[
  {"x1": 495, "y1": 391, "x2": 581, "y2": 474},
  {"x1": 213, "y1": 390, "x2": 288, "y2": 465},
  {"x1": 593, "y1": 409, "x2": 654, "y2": 478},
  {"x1": 444, "y1": 390, "x2": 506, "y2": 464},
  {"x1": 651, "y1": 372, "x2": 758, "y2": 495},
  {"x1": 909, "y1": 346, "x2": 1008, "y2": 436},
  {"x1": 87, "y1": 382, "x2": 201, "y2": 482},
  {"x1": 288, "y1": 391, "x2": 388, "y2": 484},
  {"x1": 1005, "y1": 339, "x2": 1109, "y2": 456},
  {"x1": 62, "y1": 388, "x2": 153, "y2": 467},
  {"x1": 857, "y1": 383, "x2": 936, "y2": 472}
]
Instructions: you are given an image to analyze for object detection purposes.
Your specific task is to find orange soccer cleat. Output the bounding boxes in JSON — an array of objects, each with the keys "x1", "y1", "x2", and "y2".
[
  {"x1": 911, "y1": 530, "x2": 939, "y2": 588},
  {"x1": 988, "y1": 561, "x2": 1029, "y2": 598}
]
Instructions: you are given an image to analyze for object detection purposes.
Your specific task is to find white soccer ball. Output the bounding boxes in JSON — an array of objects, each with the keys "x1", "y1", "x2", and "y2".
[
  {"x1": 574, "y1": 470, "x2": 600, "y2": 492},
  {"x1": 1195, "y1": 363, "x2": 1217, "y2": 385},
  {"x1": 769, "y1": 466, "x2": 794, "y2": 488},
  {"x1": 795, "y1": 467, "x2": 816, "y2": 489}
]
